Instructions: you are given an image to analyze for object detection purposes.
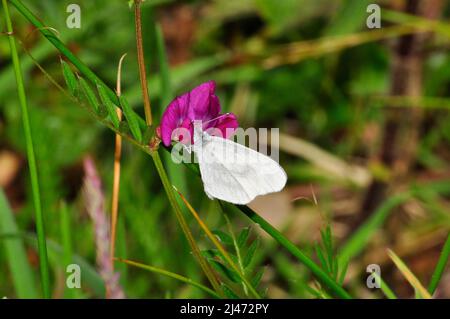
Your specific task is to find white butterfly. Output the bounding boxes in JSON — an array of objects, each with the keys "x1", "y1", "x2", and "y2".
[{"x1": 190, "y1": 120, "x2": 287, "y2": 205}]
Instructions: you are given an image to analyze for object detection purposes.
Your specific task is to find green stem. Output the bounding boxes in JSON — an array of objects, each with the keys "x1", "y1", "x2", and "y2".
[
  {"x1": 223, "y1": 214, "x2": 248, "y2": 296},
  {"x1": 428, "y1": 233, "x2": 450, "y2": 295},
  {"x1": 151, "y1": 151, "x2": 223, "y2": 297},
  {"x1": 116, "y1": 258, "x2": 220, "y2": 298},
  {"x1": 175, "y1": 190, "x2": 261, "y2": 298},
  {"x1": 375, "y1": 273, "x2": 397, "y2": 299},
  {"x1": 2, "y1": 0, "x2": 50, "y2": 298}
]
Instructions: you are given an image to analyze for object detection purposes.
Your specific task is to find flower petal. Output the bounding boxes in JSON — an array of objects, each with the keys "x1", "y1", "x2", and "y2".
[
  {"x1": 160, "y1": 95, "x2": 189, "y2": 146},
  {"x1": 188, "y1": 81, "x2": 220, "y2": 121}
]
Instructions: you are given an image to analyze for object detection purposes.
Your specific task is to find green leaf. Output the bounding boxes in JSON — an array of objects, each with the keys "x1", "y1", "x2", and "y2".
[
  {"x1": 209, "y1": 260, "x2": 241, "y2": 283},
  {"x1": 244, "y1": 237, "x2": 260, "y2": 268},
  {"x1": 315, "y1": 243, "x2": 329, "y2": 273},
  {"x1": 119, "y1": 121, "x2": 130, "y2": 135},
  {"x1": 237, "y1": 227, "x2": 250, "y2": 249},
  {"x1": 97, "y1": 83, "x2": 120, "y2": 128},
  {"x1": 119, "y1": 95, "x2": 142, "y2": 142},
  {"x1": 97, "y1": 103, "x2": 108, "y2": 119},
  {"x1": 201, "y1": 249, "x2": 221, "y2": 259},
  {"x1": 0, "y1": 190, "x2": 38, "y2": 298},
  {"x1": 78, "y1": 77, "x2": 99, "y2": 113},
  {"x1": 251, "y1": 268, "x2": 265, "y2": 288},
  {"x1": 337, "y1": 260, "x2": 348, "y2": 285},
  {"x1": 212, "y1": 230, "x2": 233, "y2": 246},
  {"x1": 221, "y1": 284, "x2": 240, "y2": 299},
  {"x1": 61, "y1": 59, "x2": 77, "y2": 95}
]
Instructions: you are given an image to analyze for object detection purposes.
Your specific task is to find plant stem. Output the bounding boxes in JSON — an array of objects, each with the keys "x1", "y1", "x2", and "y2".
[
  {"x1": 234, "y1": 204, "x2": 352, "y2": 299},
  {"x1": 2, "y1": 0, "x2": 50, "y2": 298},
  {"x1": 224, "y1": 214, "x2": 248, "y2": 296},
  {"x1": 175, "y1": 189, "x2": 261, "y2": 298},
  {"x1": 373, "y1": 273, "x2": 397, "y2": 299},
  {"x1": 116, "y1": 258, "x2": 220, "y2": 298},
  {"x1": 134, "y1": 0, "x2": 152, "y2": 126},
  {"x1": 110, "y1": 54, "x2": 127, "y2": 270},
  {"x1": 428, "y1": 233, "x2": 450, "y2": 295},
  {"x1": 151, "y1": 151, "x2": 223, "y2": 297}
]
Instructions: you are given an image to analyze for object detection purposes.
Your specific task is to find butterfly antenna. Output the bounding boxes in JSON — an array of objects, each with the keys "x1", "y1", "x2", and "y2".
[{"x1": 191, "y1": 113, "x2": 231, "y2": 126}]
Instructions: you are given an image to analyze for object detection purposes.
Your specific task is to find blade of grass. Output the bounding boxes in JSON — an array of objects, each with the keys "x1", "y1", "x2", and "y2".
[
  {"x1": 263, "y1": 24, "x2": 438, "y2": 69},
  {"x1": 278, "y1": 132, "x2": 370, "y2": 187},
  {"x1": 428, "y1": 233, "x2": 450, "y2": 295},
  {"x1": 0, "y1": 189, "x2": 38, "y2": 298},
  {"x1": 387, "y1": 249, "x2": 432, "y2": 299},
  {"x1": 338, "y1": 192, "x2": 411, "y2": 268},
  {"x1": 372, "y1": 272, "x2": 397, "y2": 299},
  {"x1": 2, "y1": 0, "x2": 50, "y2": 298},
  {"x1": 59, "y1": 201, "x2": 74, "y2": 299},
  {"x1": 174, "y1": 188, "x2": 261, "y2": 299},
  {"x1": 382, "y1": 9, "x2": 450, "y2": 38},
  {"x1": 116, "y1": 258, "x2": 220, "y2": 298}
]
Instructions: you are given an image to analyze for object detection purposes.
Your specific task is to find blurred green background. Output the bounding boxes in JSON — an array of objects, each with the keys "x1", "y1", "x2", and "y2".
[{"x1": 1, "y1": 0, "x2": 450, "y2": 298}]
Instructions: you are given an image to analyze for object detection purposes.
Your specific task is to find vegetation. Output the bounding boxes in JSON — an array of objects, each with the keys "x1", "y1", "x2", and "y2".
[{"x1": 0, "y1": 0, "x2": 449, "y2": 299}]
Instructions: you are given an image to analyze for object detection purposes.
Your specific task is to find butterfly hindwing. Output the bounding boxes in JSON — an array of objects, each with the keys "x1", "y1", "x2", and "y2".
[{"x1": 196, "y1": 134, "x2": 287, "y2": 205}]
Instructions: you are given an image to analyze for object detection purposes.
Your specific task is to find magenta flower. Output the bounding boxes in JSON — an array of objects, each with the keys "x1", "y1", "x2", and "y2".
[{"x1": 160, "y1": 81, "x2": 238, "y2": 147}]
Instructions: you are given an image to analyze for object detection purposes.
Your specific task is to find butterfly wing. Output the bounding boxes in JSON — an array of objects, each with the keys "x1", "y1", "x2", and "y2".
[{"x1": 197, "y1": 135, "x2": 287, "y2": 205}]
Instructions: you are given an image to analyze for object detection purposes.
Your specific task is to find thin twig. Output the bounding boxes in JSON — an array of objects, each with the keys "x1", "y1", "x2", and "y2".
[
  {"x1": 134, "y1": 0, "x2": 152, "y2": 125},
  {"x1": 110, "y1": 54, "x2": 127, "y2": 270},
  {"x1": 116, "y1": 258, "x2": 220, "y2": 298}
]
